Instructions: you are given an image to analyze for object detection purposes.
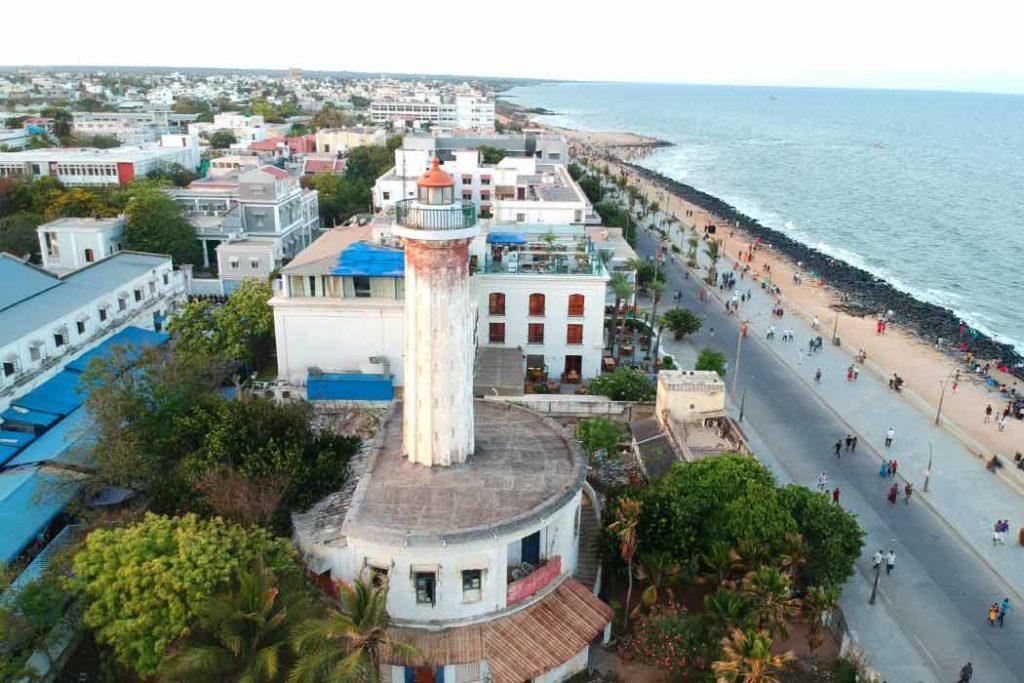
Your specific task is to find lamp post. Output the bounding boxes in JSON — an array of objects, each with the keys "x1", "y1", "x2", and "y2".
[
  {"x1": 732, "y1": 320, "x2": 749, "y2": 395},
  {"x1": 935, "y1": 370, "x2": 957, "y2": 425},
  {"x1": 831, "y1": 313, "x2": 839, "y2": 345},
  {"x1": 739, "y1": 384, "x2": 748, "y2": 423}
]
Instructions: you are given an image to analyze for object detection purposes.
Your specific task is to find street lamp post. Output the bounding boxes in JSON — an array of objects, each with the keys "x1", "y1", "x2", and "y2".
[
  {"x1": 732, "y1": 321, "x2": 748, "y2": 395},
  {"x1": 739, "y1": 385, "x2": 748, "y2": 423},
  {"x1": 935, "y1": 370, "x2": 957, "y2": 425},
  {"x1": 831, "y1": 314, "x2": 839, "y2": 345}
]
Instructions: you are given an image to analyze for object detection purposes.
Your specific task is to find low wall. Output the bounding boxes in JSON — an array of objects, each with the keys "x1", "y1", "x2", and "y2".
[{"x1": 483, "y1": 395, "x2": 655, "y2": 423}]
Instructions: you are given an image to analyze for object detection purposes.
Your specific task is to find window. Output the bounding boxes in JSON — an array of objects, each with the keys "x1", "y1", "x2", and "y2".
[
  {"x1": 250, "y1": 257, "x2": 260, "y2": 269},
  {"x1": 567, "y1": 294, "x2": 585, "y2": 317},
  {"x1": 2, "y1": 361, "x2": 15, "y2": 378},
  {"x1": 528, "y1": 323, "x2": 544, "y2": 344},
  {"x1": 134, "y1": 289, "x2": 143, "y2": 302},
  {"x1": 488, "y1": 292, "x2": 505, "y2": 316},
  {"x1": 480, "y1": 176, "x2": 491, "y2": 186},
  {"x1": 99, "y1": 307, "x2": 107, "y2": 322},
  {"x1": 462, "y1": 176, "x2": 472, "y2": 185},
  {"x1": 566, "y1": 324, "x2": 583, "y2": 345},
  {"x1": 515, "y1": 212, "x2": 526, "y2": 223},
  {"x1": 76, "y1": 320, "x2": 86, "y2": 335},
  {"x1": 229, "y1": 257, "x2": 239, "y2": 270},
  {"x1": 163, "y1": 273, "x2": 169, "y2": 285},
  {"x1": 149, "y1": 281, "x2": 156, "y2": 295},
  {"x1": 462, "y1": 192, "x2": 472, "y2": 201},
  {"x1": 54, "y1": 331, "x2": 65, "y2": 347},
  {"x1": 118, "y1": 296, "x2": 127, "y2": 312},
  {"x1": 29, "y1": 344, "x2": 42, "y2": 362},
  {"x1": 488, "y1": 323, "x2": 505, "y2": 343},
  {"x1": 382, "y1": 191, "x2": 390, "y2": 200},
  {"x1": 368, "y1": 564, "x2": 389, "y2": 589},
  {"x1": 528, "y1": 293, "x2": 545, "y2": 316},
  {"x1": 84, "y1": 248, "x2": 95, "y2": 263},
  {"x1": 462, "y1": 570, "x2": 482, "y2": 603},
  {"x1": 414, "y1": 572, "x2": 436, "y2": 606},
  {"x1": 307, "y1": 276, "x2": 317, "y2": 296},
  {"x1": 353, "y1": 276, "x2": 371, "y2": 298}
]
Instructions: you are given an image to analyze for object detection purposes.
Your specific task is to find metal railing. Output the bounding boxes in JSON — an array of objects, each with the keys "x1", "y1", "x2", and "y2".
[{"x1": 394, "y1": 199, "x2": 476, "y2": 230}]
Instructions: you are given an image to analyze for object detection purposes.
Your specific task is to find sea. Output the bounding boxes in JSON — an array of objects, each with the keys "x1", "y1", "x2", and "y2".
[{"x1": 505, "y1": 82, "x2": 1024, "y2": 354}]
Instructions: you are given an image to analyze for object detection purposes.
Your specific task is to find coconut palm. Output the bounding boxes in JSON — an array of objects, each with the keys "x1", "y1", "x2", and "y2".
[
  {"x1": 607, "y1": 272, "x2": 634, "y2": 354},
  {"x1": 802, "y1": 585, "x2": 839, "y2": 651},
  {"x1": 607, "y1": 498, "x2": 641, "y2": 630},
  {"x1": 687, "y1": 233, "x2": 700, "y2": 267},
  {"x1": 634, "y1": 550, "x2": 683, "y2": 611},
  {"x1": 741, "y1": 567, "x2": 800, "y2": 638},
  {"x1": 289, "y1": 577, "x2": 417, "y2": 683},
  {"x1": 162, "y1": 564, "x2": 313, "y2": 683},
  {"x1": 648, "y1": 279, "x2": 666, "y2": 372},
  {"x1": 712, "y1": 628, "x2": 794, "y2": 683},
  {"x1": 704, "y1": 239, "x2": 722, "y2": 284}
]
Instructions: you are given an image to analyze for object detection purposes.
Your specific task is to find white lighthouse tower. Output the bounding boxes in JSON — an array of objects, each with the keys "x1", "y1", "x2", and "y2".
[{"x1": 391, "y1": 158, "x2": 479, "y2": 467}]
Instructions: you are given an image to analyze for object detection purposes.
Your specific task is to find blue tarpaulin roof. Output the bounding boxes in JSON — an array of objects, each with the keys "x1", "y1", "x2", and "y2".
[
  {"x1": 12, "y1": 370, "x2": 88, "y2": 416},
  {"x1": 307, "y1": 373, "x2": 394, "y2": 401},
  {"x1": 0, "y1": 466, "x2": 81, "y2": 564},
  {"x1": 0, "y1": 406, "x2": 61, "y2": 430},
  {"x1": 66, "y1": 326, "x2": 169, "y2": 373},
  {"x1": 487, "y1": 232, "x2": 528, "y2": 244},
  {"x1": 0, "y1": 445, "x2": 20, "y2": 464},
  {"x1": 330, "y1": 242, "x2": 405, "y2": 278},
  {"x1": 0, "y1": 430, "x2": 36, "y2": 450},
  {"x1": 5, "y1": 406, "x2": 92, "y2": 469}
]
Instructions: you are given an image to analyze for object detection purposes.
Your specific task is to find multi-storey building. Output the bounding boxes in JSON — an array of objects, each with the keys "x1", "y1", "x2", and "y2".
[
  {"x1": 70, "y1": 111, "x2": 197, "y2": 145},
  {"x1": 188, "y1": 112, "x2": 267, "y2": 148},
  {"x1": 165, "y1": 166, "x2": 319, "y2": 285},
  {"x1": 36, "y1": 217, "x2": 125, "y2": 275},
  {"x1": 0, "y1": 138, "x2": 201, "y2": 186},
  {"x1": 370, "y1": 95, "x2": 495, "y2": 131},
  {"x1": 0, "y1": 251, "x2": 186, "y2": 412},
  {"x1": 314, "y1": 126, "x2": 386, "y2": 155}
]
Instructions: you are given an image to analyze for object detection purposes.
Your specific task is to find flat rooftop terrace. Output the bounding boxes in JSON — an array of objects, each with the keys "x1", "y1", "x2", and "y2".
[{"x1": 342, "y1": 400, "x2": 585, "y2": 545}]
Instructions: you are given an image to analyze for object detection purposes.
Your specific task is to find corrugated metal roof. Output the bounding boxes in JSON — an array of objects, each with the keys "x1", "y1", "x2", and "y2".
[
  {"x1": 330, "y1": 242, "x2": 404, "y2": 278},
  {"x1": 5, "y1": 405, "x2": 92, "y2": 469},
  {"x1": 65, "y1": 326, "x2": 168, "y2": 373},
  {"x1": 0, "y1": 407, "x2": 61, "y2": 430},
  {"x1": 12, "y1": 370, "x2": 88, "y2": 416},
  {"x1": 0, "y1": 524, "x2": 81, "y2": 608},
  {"x1": 0, "y1": 466, "x2": 81, "y2": 564},
  {"x1": 0, "y1": 251, "x2": 171, "y2": 348},
  {"x1": 0, "y1": 254, "x2": 61, "y2": 313}
]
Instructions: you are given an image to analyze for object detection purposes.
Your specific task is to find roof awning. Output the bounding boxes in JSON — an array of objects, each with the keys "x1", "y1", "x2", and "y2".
[
  {"x1": 487, "y1": 232, "x2": 527, "y2": 245},
  {"x1": 383, "y1": 578, "x2": 611, "y2": 683}
]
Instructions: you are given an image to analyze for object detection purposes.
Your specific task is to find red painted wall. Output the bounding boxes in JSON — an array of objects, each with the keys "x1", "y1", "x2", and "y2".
[
  {"x1": 507, "y1": 555, "x2": 562, "y2": 606},
  {"x1": 116, "y1": 162, "x2": 135, "y2": 186}
]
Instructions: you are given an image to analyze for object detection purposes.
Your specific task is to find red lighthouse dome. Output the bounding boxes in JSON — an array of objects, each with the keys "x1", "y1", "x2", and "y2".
[{"x1": 417, "y1": 157, "x2": 455, "y2": 205}]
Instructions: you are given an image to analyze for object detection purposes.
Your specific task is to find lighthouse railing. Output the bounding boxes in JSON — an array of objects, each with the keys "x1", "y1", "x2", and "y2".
[{"x1": 394, "y1": 199, "x2": 477, "y2": 230}]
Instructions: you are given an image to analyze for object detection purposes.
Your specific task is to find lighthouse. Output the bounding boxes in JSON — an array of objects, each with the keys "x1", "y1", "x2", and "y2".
[{"x1": 392, "y1": 158, "x2": 479, "y2": 467}]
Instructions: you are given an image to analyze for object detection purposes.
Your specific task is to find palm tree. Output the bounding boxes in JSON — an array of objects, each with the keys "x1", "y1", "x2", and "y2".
[
  {"x1": 162, "y1": 565, "x2": 313, "y2": 683},
  {"x1": 647, "y1": 279, "x2": 666, "y2": 372},
  {"x1": 731, "y1": 539, "x2": 769, "y2": 576},
  {"x1": 607, "y1": 498, "x2": 641, "y2": 630},
  {"x1": 712, "y1": 628, "x2": 795, "y2": 683},
  {"x1": 687, "y1": 233, "x2": 700, "y2": 268},
  {"x1": 703, "y1": 589, "x2": 753, "y2": 639},
  {"x1": 778, "y1": 534, "x2": 808, "y2": 579},
  {"x1": 802, "y1": 585, "x2": 839, "y2": 652},
  {"x1": 607, "y1": 272, "x2": 634, "y2": 354},
  {"x1": 634, "y1": 550, "x2": 682, "y2": 611},
  {"x1": 704, "y1": 238, "x2": 722, "y2": 284},
  {"x1": 700, "y1": 540, "x2": 737, "y2": 588},
  {"x1": 289, "y1": 577, "x2": 417, "y2": 683},
  {"x1": 741, "y1": 567, "x2": 800, "y2": 638}
]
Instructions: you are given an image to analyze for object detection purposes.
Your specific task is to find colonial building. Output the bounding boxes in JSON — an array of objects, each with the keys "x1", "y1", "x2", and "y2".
[
  {"x1": 36, "y1": 216, "x2": 125, "y2": 275},
  {"x1": 292, "y1": 161, "x2": 610, "y2": 683},
  {"x1": 0, "y1": 138, "x2": 201, "y2": 186}
]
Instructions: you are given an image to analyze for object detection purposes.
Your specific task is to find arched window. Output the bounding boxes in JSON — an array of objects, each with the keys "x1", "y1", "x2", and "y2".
[
  {"x1": 567, "y1": 294, "x2": 585, "y2": 317},
  {"x1": 489, "y1": 292, "x2": 505, "y2": 316},
  {"x1": 528, "y1": 293, "x2": 545, "y2": 316}
]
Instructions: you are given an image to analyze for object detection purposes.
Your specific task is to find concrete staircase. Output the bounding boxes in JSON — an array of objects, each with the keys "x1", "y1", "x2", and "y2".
[{"x1": 575, "y1": 487, "x2": 603, "y2": 592}]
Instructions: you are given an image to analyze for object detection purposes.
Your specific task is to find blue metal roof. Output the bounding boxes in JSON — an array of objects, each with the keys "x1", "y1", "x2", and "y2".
[
  {"x1": 0, "y1": 406, "x2": 62, "y2": 430},
  {"x1": 0, "y1": 467, "x2": 81, "y2": 564},
  {"x1": 12, "y1": 370, "x2": 88, "y2": 416},
  {"x1": 0, "y1": 524, "x2": 81, "y2": 608},
  {"x1": 487, "y1": 232, "x2": 528, "y2": 245},
  {"x1": 5, "y1": 406, "x2": 92, "y2": 469},
  {"x1": 0, "y1": 254, "x2": 61, "y2": 313},
  {"x1": 307, "y1": 372, "x2": 394, "y2": 401},
  {"x1": 0, "y1": 430, "x2": 36, "y2": 450},
  {"x1": 330, "y1": 242, "x2": 405, "y2": 278},
  {"x1": 66, "y1": 326, "x2": 169, "y2": 373}
]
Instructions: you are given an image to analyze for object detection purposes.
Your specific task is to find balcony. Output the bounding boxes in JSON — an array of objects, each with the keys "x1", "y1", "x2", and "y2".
[
  {"x1": 506, "y1": 556, "x2": 562, "y2": 606},
  {"x1": 394, "y1": 199, "x2": 476, "y2": 231}
]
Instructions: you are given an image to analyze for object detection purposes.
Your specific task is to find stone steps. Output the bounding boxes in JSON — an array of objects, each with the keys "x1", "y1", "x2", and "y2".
[{"x1": 575, "y1": 493, "x2": 602, "y2": 592}]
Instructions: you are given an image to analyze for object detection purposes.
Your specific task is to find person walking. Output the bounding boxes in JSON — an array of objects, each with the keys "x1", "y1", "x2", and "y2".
[
  {"x1": 988, "y1": 602, "x2": 1000, "y2": 626},
  {"x1": 851, "y1": 435, "x2": 858, "y2": 452},
  {"x1": 818, "y1": 471, "x2": 828, "y2": 492},
  {"x1": 885, "y1": 427, "x2": 895, "y2": 447},
  {"x1": 832, "y1": 487, "x2": 841, "y2": 506},
  {"x1": 958, "y1": 660, "x2": 973, "y2": 683},
  {"x1": 985, "y1": 403, "x2": 993, "y2": 423},
  {"x1": 891, "y1": 459, "x2": 899, "y2": 478},
  {"x1": 872, "y1": 549, "x2": 884, "y2": 571},
  {"x1": 993, "y1": 520, "x2": 1004, "y2": 546},
  {"x1": 834, "y1": 439, "x2": 843, "y2": 459},
  {"x1": 814, "y1": 367, "x2": 822, "y2": 383},
  {"x1": 904, "y1": 482, "x2": 913, "y2": 504},
  {"x1": 888, "y1": 483, "x2": 899, "y2": 504},
  {"x1": 998, "y1": 597, "x2": 1012, "y2": 627},
  {"x1": 844, "y1": 434, "x2": 853, "y2": 452},
  {"x1": 885, "y1": 549, "x2": 895, "y2": 574},
  {"x1": 998, "y1": 414, "x2": 1008, "y2": 432}
]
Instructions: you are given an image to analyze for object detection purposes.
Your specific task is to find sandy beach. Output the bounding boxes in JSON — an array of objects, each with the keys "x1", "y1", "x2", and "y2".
[{"x1": 560, "y1": 127, "x2": 1022, "y2": 469}]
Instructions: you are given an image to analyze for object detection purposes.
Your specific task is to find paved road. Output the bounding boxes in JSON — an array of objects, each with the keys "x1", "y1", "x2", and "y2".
[{"x1": 634, "y1": 228, "x2": 1023, "y2": 683}]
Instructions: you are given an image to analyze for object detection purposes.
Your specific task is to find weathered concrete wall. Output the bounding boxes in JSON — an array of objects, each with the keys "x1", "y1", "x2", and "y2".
[
  {"x1": 484, "y1": 394, "x2": 655, "y2": 423},
  {"x1": 403, "y1": 238, "x2": 476, "y2": 466}
]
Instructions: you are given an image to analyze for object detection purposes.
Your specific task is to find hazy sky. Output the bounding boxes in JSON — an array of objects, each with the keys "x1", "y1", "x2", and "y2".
[{"x1": 4, "y1": 0, "x2": 1024, "y2": 94}]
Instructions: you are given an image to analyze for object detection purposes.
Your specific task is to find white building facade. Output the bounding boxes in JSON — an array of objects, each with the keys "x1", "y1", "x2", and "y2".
[
  {"x1": 37, "y1": 217, "x2": 125, "y2": 275},
  {"x1": 0, "y1": 139, "x2": 200, "y2": 186}
]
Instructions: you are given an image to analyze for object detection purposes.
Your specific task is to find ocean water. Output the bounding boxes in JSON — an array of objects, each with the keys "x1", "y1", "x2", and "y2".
[{"x1": 506, "y1": 82, "x2": 1024, "y2": 353}]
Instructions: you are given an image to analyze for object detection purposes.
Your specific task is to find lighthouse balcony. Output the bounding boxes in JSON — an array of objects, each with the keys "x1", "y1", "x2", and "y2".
[{"x1": 395, "y1": 199, "x2": 477, "y2": 231}]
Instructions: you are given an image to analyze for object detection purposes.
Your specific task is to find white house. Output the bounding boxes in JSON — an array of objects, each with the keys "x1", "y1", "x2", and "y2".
[
  {"x1": 0, "y1": 139, "x2": 200, "y2": 187},
  {"x1": 36, "y1": 217, "x2": 125, "y2": 275},
  {"x1": 188, "y1": 112, "x2": 267, "y2": 148}
]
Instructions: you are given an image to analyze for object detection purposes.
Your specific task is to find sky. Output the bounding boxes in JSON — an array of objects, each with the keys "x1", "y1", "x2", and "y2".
[{"x1": 3, "y1": 0, "x2": 1024, "y2": 95}]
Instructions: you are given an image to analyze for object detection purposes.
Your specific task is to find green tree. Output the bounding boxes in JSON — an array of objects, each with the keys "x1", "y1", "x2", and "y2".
[
  {"x1": 124, "y1": 187, "x2": 201, "y2": 264},
  {"x1": 577, "y1": 175, "x2": 603, "y2": 204},
  {"x1": 290, "y1": 577, "x2": 417, "y2": 683},
  {"x1": 696, "y1": 347, "x2": 727, "y2": 376},
  {"x1": 712, "y1": 628, "x2": 794, "y2": 683},
  {"x1": 85, "y1": 134, "x2": 121, "y2": 148},
  {"x1": 703, "y1": 589, "x2": 753, "y2": 642},
  {"x1": 0, "y1": 211, "x2": 44, "y2": 261},
  {"x1": 777, "y1": 486, "x2": 864, "y2": 587},
  {"x1": 574, "y1": 417, "x2": 623, "y2": 461},
  {"x1": 162, "y1": 563, "x2": 314, "y2": 683},
  {"x1": 70, "y1": 513, "x2": 299, "y2": 676},
  {"x1": 661, "y1": 308, "x2": 702, "y2": 340},
  {"x1": 802, "y1": 585, "x2": 839, "y2": 651},
  {"x1": 476, "y1": 145, "x2": 505, "y2": 164},
  {"x1": 606, "y1": 272, "x2": 634, "y2": 353},
  {"x1": 607, "y1": 498, "x2": 641, "y2": 630},
  {"x1": 288, "y1": 123, "x2": 310, "y2": 137},
  {"x1": 43, "y1": 186, "x2": 117, "y2": 220},
  {"x1": 635, "y1": 550, "x2": 683, "y2": 610},
  {"x1": 170, "y1": 278, "x2": 275, "y2": 368},
  {"x1": 588, "y1": 367, "x2": 655, "y2": 401},
  {"x1": 741, "y1": 567, "x2": 800, "y2": 637},
  {"x1": 39, "y1": 106, "x2": 72, "y2": 143},
  {"x1": 209, "y1": 129, "x2": 237, "y2": 149},
  {"x1": 567, "y1": 162, "x2": 584, "y2": 181},
  {"x1": 349, "y1": 95, "x2": 371, "y2": 110},
  {"x1": 311, "y1": 103, "x2": 353, "y2": 130}
]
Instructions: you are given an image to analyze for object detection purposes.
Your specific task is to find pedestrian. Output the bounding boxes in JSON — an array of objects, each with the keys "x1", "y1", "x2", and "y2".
[
  {"x1": 885, "y1": 427, "x2": 895, "y2": 447},
  {"x1": 845, "y1": 434, "x2": 853, "y2": 452},
  {"x1": 818, "y1": 471, "x2": 827, "y2": 491},
  {"x1": 885, "y1": 549, "x2": 895, "y2": 574},
  {"x1": 814, "y1": 367, "x2": 822, "y2": 383},
  {"x1": 872, "y1": 549, "x2": 883, "y2": 570},
  {"x1": 993, "y1": 520, "x2": 1003, "y2": 546},
  {"x1": 903, "y1": 482, "x2": 913, "y2": 504},
  {"x1": 812, "y1": 315, "x2": 819, "y2": 329},
  {"x1": 998, "y1": 414, "x2": 1008, "y2": 432},
  {"x1": 998, "y1": 597, "x2": 1012, "y2": 627},
  {"x1": 887, "y1": 483, "x2": 899, "y2": 504},
  {"x1": 834, "y1": 439, "x2": 843, "y2": 459},
  {"x1": 851, "y1": 435, "x2": 858, "y2": 452},
  {"x1": 891, "y1": 459, "x2": 898, "y2": 477},
  {"x1": 984, "y1": 404, "x2": 993, "y2": 423},
  {"x1": 988, "y1": 602, "x2": 999, "y2": 626},
  {"x1": 846, "y1": 366, "x2": 854, "y2": 381},
  {"x1": 832, "y1": 487, "x2": 841, "y2": 505},
  {"x1": 878, "y1": 462, "x2": 888, "y2": 478},
  {"x1": 958, "y1": 661, "x2": 973, "y2": 683},
  {"x1": 853, "y1": 366, "x2": 860, "y2": 381}
]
